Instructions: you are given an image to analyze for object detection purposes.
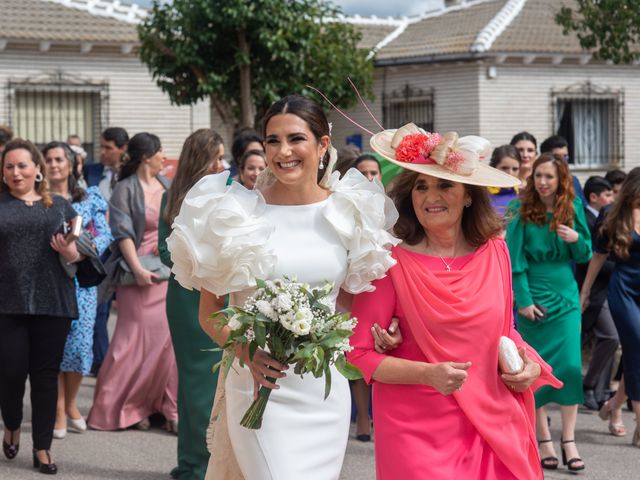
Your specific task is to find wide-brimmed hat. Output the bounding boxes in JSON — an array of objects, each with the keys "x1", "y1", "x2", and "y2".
[{"x1": 370, "y1": 123, "x2": 520, "y2": 188}]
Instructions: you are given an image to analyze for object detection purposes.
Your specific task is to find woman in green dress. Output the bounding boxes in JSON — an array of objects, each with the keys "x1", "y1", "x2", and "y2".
[
  {"x1": 506, "y1": 153, "x2": 591, "y2": 473},
  {"x1": 158, "y1": 129, "x2": 226, "y2": 480}
]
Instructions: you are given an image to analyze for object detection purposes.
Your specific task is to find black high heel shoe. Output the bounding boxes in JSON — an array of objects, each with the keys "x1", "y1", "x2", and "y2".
[
  {"x1": 2, "y1": 430, "x2": 19, "y2": 459},
  {"x1": 537, "y1": 439, "x2": 558, "y2": 470},
  {"x1": 32, "y1": 449, "x2": 58, "y2": 475},
  {"x1": 560, "y1": 439, "x2": 585, "y2": 472}
]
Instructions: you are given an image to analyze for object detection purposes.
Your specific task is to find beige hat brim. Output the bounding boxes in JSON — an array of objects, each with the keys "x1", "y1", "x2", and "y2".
[{"x1": 370, "y1": 130, "x2": 521, "y2": 188}]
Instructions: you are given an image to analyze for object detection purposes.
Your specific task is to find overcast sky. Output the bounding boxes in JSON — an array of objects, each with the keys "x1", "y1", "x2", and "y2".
[
  {"x1": 333, "y1": 0, "x2": 442, "y2": 17},
  {"x1": 131, "y1": 1, "x2": 443, "y2": 18}
]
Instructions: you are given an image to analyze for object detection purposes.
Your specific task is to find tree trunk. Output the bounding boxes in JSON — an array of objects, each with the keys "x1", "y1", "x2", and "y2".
[
  {"x1": 238, "y1": 28, "x2": 254, "y2": 128},
  {"x1": 210, "y1": 94, "x2": 237, "y2": 145}
]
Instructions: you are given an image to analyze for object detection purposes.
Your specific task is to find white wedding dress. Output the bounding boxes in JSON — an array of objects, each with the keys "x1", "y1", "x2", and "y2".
[{"x1": 168, "y1": 169, "x2": 398, "y2": 480}]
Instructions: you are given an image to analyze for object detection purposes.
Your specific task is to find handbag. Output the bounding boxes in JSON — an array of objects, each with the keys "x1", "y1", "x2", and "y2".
[
  {"x1": 118, "y1": 254, "x2": 170, "y2": 285},
  {"x1": 75, "y1": 231, "x2": 107, "y2": 288},
  {"x1": 498, "y1": 336, "x2": 524, "y2": 374}
]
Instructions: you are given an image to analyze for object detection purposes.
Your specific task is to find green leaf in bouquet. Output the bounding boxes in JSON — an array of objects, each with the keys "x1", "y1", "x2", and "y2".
[
  {"x1": 312, "y1": 300, "x2": 332, "y2": 314},
  {"x1": 293, "y1": 344, "x2": 314, "y2": 360},
  {"x1": 255, "y1": 278, "x2": 267, "y2": 289},
  {"x1": 209, "y1": 307, "x2": 235, "y2": 325},
  {"x1": 247, "y1": 341, "x2": 258, "y2": 361},
  {"x1": 335, "y1": 354, "x2": 363, "y2": 380},
  {"x1": 312, "y1": 346, "x2": 325, "y2": 376},
  {"x1": 319, "y1": 330, "x2": 349, "y2": 348},
  {"x1": 293, "y1": 359, "x2": 306, "y2": 376},
  {"x1": 323, "y1": 362, "x2": 332, "y2": 400},
  {"x1": 254, "y1": 322, "x2": 267, "y2": 347},
  {"x1": 215, "y1": 351, "x2": 235, "y2": 379}
]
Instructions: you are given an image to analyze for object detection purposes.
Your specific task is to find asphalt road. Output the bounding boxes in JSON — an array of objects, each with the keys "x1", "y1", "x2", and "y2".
[{"x1": 1, "y1": 377, "x2": 639, "y2": 479}]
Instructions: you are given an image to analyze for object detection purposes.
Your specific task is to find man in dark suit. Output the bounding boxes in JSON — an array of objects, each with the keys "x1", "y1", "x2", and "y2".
[
  {"x1": 576, "y1": 176, "x2": 619, "y2": 409},
  {"x1": 84, "y1": 127, "x2": 129, "y2": 201},
  {"x1": 88, "y1": 127, "x2": 128, "y2": 375}
]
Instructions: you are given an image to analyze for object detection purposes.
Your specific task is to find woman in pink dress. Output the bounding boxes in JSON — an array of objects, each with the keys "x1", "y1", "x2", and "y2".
[
  {"x1": 348, "y1": 124, "x2": 562, "y2": 479},
  {"x1": 88, "y1": 133, "x2": 178, "y2": 431}
]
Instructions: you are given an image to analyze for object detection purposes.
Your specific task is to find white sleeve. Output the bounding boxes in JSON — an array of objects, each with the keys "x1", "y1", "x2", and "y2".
[
  {"x1": 167, "y1": 172, "x2": 276, "y2": 295},
  {"x1": 323, "y1": 169, "x2": 400, "y2": 294}
]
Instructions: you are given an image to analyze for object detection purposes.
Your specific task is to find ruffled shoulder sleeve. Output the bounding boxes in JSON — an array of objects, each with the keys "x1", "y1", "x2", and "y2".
[
  {"x1": 166, "y1": 172, "x2": 276, "y2": 295},
  {"x1": 323, "y1": 169, "x2": 401, "y2": 294}
]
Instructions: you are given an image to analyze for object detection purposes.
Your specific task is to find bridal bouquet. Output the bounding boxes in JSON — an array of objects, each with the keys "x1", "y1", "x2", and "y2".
[{"x1": 211, "y1": 277, "x2": 362, "y2": 429}]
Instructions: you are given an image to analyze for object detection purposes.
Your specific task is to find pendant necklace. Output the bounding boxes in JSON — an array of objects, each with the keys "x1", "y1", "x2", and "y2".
[
  {"x1": 438, "y1": 255, "x2": 456, "y2": 272},
  {"x1": 427, "y1": 238, "x2": 456, "y2": 271}
]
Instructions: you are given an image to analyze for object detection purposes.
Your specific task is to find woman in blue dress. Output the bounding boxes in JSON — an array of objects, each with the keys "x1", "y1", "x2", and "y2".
[
  {"x1": 580, "y1": 166, "x2": 640, "y2": 448},
  {"x1": 43, "y1": 142, "x2": 113, "y2": 438}
]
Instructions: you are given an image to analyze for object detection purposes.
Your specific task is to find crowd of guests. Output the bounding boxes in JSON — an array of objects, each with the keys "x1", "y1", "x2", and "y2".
[{"x1": 0, "y1": 97, "x2": 639, "y2": 479}]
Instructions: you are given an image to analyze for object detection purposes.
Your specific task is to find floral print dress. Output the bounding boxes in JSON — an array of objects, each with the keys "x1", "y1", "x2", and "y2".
[{"x1": 60, "y1": 186, "x2": 112, "y2": 375}]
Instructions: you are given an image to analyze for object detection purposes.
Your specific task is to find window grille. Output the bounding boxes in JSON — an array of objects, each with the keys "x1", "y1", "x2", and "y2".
[
  {"x1": 7, "y1": 72, "x2": 109, "y2": 163},
  {"x1": 552, "y1": 82, "x2": 624, "y2": 169},
  {"x1": 383, "y1": 84, "x2": 434, "y2": 132}
]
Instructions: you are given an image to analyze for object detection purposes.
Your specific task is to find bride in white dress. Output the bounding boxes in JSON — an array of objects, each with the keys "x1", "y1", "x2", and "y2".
[{"x1": 168, "y1": 95, "x2": 398, "y2": 480}]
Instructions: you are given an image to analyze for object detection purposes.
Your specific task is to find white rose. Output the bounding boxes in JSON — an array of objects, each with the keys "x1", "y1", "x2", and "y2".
[
  {"x1": 280, "y1": 312, "x2": 295, "y2": 331},
  {"x1": 295, "y1": 307, "x2": 314, "y2": 323},
  {"x1": 292, "y1": 319, "x2": 311, "y2": 336},
  {"x1": 227, "y1": 314, "x2": 242, "y2": 331},
  {"x1": 273, "y1": 293, "x2": 293, "y2": 311},
  {"x1": 256, "y1": 300, "x2": 275, "y2": 320}
]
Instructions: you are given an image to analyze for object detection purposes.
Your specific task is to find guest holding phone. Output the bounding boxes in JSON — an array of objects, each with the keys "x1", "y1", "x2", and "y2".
[
  {"x1": 88, "y1": 133, "x2": 178, "y2": 432},
  {"x1": 0, "y1": 139, "x2": 81, "y2": 474},
  {"x1": 505, "y1": 154, "x2": 592, "y2": 472}
]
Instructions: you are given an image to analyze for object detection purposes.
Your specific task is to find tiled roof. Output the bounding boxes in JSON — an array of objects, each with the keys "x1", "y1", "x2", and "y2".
[
  {"x1": 351, "y1": 22, "x2": 402, "y2": 51},
  {"x1": 0, "y1": 0, "x2": 139, "y2": 44},
  {"x1": 375, "y1": 0, "x2": 507, "y2": 61},
  {"x1": 490, "y1": 0, "x2": 585, "y2": 54},
  {"x1": 3, "y1": 0, "x2": 627, "y2": 61}
]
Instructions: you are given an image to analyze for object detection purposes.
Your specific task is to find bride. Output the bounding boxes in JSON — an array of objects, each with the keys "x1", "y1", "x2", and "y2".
[{"x1": 167, "y1": 95, "x2": 399, "y2": 479}]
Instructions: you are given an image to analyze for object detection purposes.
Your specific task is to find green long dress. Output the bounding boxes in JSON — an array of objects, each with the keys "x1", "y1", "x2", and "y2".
[
  {"x1": 159, "y1": 193, "x2": 223, "y2": 480},
  {"x1": 505, "y1": 198, "x2": 591, "y2": 407}
]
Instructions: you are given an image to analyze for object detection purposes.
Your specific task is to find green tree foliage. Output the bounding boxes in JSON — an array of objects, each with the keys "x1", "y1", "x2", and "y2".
[
  {"x1": 138, "y1": 0, "x2": 374, "y2": 128},
  {"x1": 556, "y1": 0, "x2": 640, "y2": 64}
]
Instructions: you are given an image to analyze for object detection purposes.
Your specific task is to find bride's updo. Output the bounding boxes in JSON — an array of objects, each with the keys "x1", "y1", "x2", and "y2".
[{"x1": 261, "y1": 95, "x2": 331, "y2": 180}]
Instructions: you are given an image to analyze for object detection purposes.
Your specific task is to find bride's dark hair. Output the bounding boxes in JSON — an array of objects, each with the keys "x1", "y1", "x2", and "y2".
[{"x1": 261, "y1": 95, "x2": 331, "y2": 178}]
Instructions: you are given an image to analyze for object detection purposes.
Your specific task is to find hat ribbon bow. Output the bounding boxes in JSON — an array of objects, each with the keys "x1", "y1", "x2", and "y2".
[{"x1": 391, "y1": 123, "x2": 491, "y2": 176}]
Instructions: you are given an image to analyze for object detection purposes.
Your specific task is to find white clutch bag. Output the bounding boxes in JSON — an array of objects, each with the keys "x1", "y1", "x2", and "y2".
[{"x1": 498, "y1": 336, "x2": 524, "y2": 374}]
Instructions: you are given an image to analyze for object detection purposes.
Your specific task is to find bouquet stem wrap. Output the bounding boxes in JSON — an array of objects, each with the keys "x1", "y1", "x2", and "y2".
[{"x1": 240, "y1": 376, "x2": 277, "y2": 429}]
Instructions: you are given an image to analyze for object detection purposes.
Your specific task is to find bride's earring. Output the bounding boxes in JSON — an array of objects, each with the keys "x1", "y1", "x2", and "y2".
[
  {"x1": 318, "y1": 155, "x2": 325, "y2": 170},
  {"x1": 35, "y1": 172, "x2": 44, "y2": 182}
]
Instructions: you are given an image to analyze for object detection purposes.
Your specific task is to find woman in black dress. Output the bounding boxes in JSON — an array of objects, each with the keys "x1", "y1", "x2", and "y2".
[
  {"x1": 580, "y1": 166, "x2": 640, "y2": 448},
  {"x1": 0, "y1": 139, "x2": 81, "y2": 474}
]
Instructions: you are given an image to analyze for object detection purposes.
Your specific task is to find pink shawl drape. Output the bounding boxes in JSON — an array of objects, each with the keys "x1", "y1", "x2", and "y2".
[{"x1": 389, "y1": 240, "x2": 562, "y2": 480}]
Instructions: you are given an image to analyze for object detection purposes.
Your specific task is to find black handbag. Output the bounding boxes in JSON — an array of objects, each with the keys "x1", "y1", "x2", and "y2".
[{"x1": 75, "y1": 231, "x2": 107, "y2": 288}]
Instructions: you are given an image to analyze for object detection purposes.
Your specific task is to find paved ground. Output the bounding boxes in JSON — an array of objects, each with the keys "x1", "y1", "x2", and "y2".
[
  {"x1": 2, "y1": 308, "x2": 639, "y2": 479},
  {"x1": 1, "y1": 379, "x2": 639, "y2": 479}
]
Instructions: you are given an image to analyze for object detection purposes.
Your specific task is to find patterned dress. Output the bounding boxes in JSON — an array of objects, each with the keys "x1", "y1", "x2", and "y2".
[{"x1": 60, "y1": 187, "x2": 112, "y2": 375}]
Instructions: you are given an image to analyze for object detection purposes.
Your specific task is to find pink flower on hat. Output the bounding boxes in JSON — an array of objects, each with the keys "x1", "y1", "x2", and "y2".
[{"x1": 395, "y1": 132, "x2": 442, "y2": 165}]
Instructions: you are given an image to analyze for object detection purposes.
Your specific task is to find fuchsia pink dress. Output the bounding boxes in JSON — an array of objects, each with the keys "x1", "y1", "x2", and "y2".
[{"x1": 348, "y1": 239, "x2": 562, "y2": 480}]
